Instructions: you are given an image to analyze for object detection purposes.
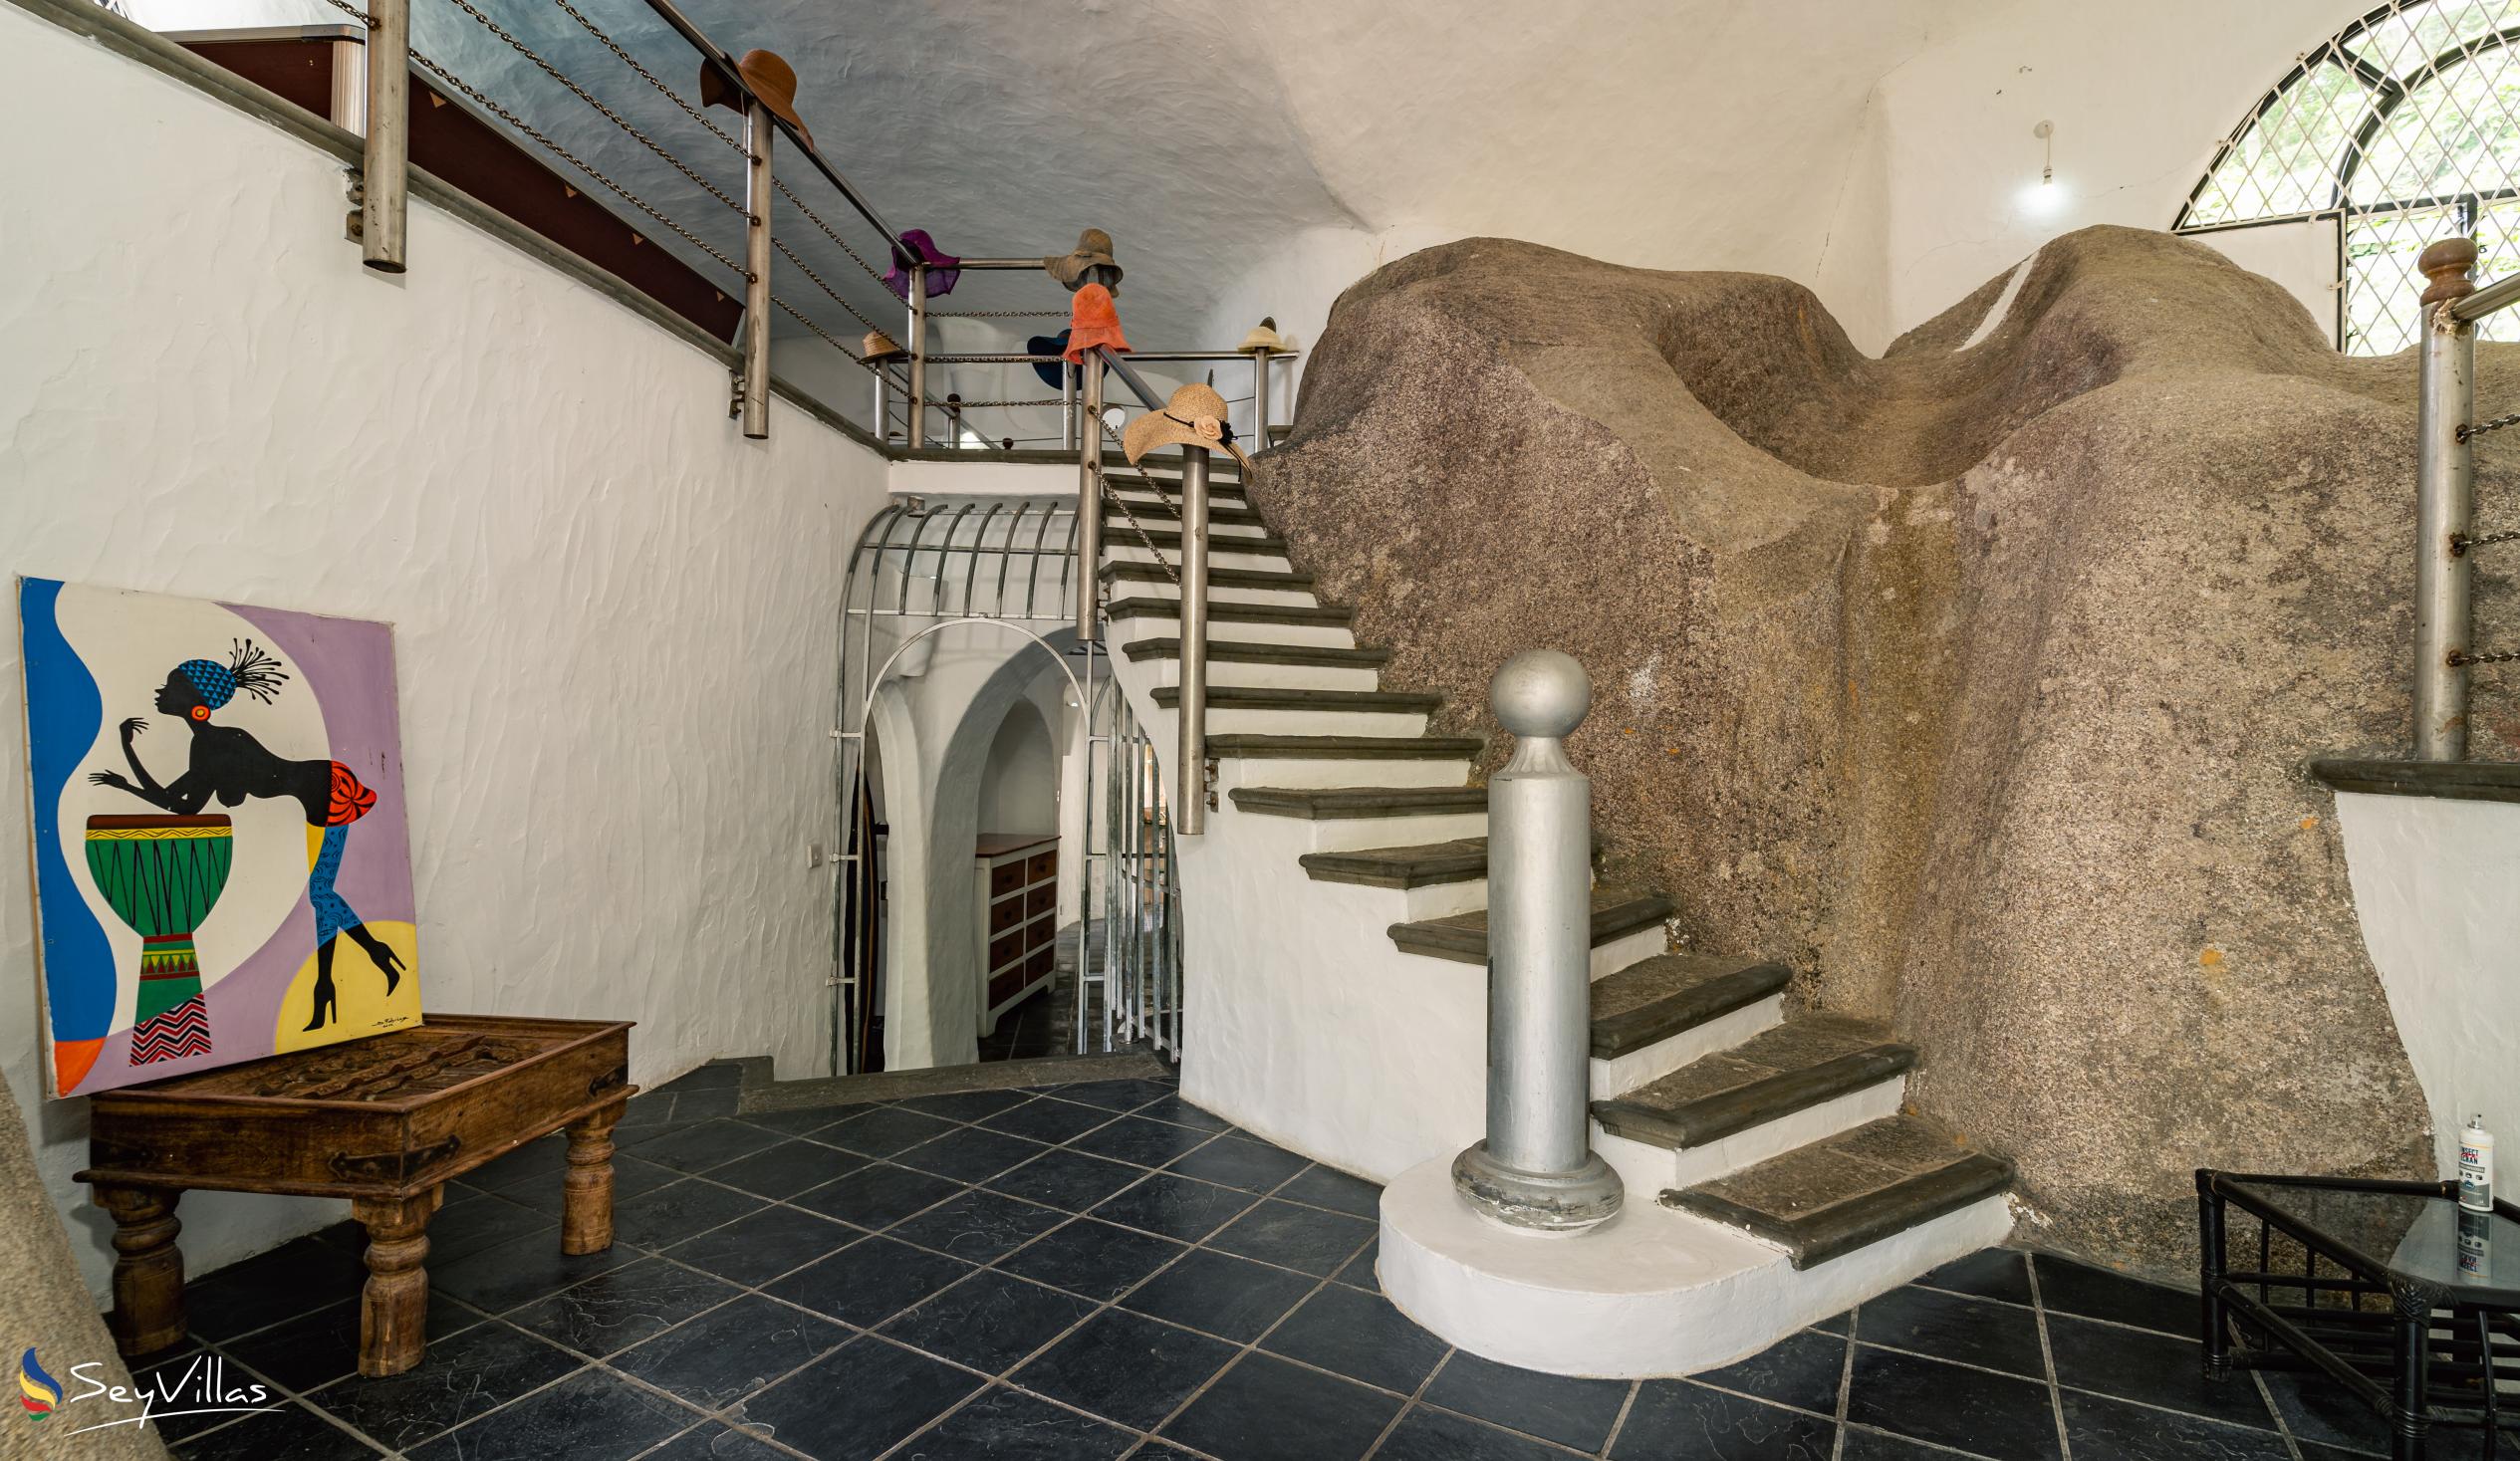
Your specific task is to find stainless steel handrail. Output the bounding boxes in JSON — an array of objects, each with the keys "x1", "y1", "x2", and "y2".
[
  {"x1": 637, "y1": 0, "x2": 906, "y2": 266},
  {"x1": 924, "y1": 351, "x2": 1303, "y2": 365}
]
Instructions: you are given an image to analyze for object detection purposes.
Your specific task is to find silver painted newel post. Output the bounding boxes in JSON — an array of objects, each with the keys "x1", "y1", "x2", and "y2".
[
  {"x1": 360, "y1": 0, "x2": 407, "y2": 272},
  {"x1": 737, "y1": 98, "x2": 773, "y2": 440},
  {"x1": 2415, "y1": 237, "x2": 2478, "y2": 761},
  {"x1": 1453, "y1": 650, "x2": 1623, "y2": 1231},
  {"x1": 1175, "y1": 445, "x2": 1212, "y2": 836}
]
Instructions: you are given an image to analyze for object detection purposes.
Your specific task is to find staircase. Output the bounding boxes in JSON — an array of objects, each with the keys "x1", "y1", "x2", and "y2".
[{"x1": 1091, "y1": 454, "x2": 2016, "y2": 1377}]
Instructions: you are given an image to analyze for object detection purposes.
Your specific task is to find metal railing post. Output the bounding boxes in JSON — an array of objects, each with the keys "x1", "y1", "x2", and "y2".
[
  {"x1": 1176, "y1": 446, "x2": 1212, "y2": 835},
  {"x1": 1453, "y1": 650, "x2": 1623, "y2": 1232},
  {"x1": 737, "y1": 98, "x2": 772, "y2": 439},
  {"x1": 359, "y1": 0, "x2": 407, "y2": 272},
  {"x1": 2416, "y1": 238, "x2": 2479, "y2": 760},
  {"x1": 1076, "y1": 353, "x2": 1105, "y2": 642},
  {"x1": 1063, "y1": 366, "x2": 1079, "y2": 451},
  {"x1": 874, "y1": 364, "x2": 892, "y2": 445},
  {"x1": 906, "y1": 266, "x2": 931, "y2": 448},
  {"x1": 1250, "y1": 347, "x2": 1272, "y2": 448}
]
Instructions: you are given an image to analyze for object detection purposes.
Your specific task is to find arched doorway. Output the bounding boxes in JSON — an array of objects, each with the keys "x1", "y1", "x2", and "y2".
[{"x1": 832, "y1": 495, "x2": 1181, "y2": 1077}]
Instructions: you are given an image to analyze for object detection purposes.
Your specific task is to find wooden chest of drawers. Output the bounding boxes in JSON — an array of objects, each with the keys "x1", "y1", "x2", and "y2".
[{"x1": 975, "y1": 834, "x2": 1059, "y2": 1033}]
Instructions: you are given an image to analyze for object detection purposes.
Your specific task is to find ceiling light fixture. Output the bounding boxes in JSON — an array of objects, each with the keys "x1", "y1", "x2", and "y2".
[{"x1": 2034, "y1": 120, "x2": 2055, "y2": 185}]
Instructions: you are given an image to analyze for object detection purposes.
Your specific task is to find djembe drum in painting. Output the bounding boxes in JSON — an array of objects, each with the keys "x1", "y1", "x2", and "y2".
[{"x1": 84, "y1": 815, "x2": 232, "y2": 1064}]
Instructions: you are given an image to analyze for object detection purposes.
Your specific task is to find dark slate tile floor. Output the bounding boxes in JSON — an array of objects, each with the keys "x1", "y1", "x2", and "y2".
[{"x1": 149, "y1": 1064, "x2": 2374, "y2": 1460}]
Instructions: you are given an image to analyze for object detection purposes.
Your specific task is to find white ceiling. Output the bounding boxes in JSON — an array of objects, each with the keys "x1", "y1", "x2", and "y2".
[{"x1": 136, "y1": 0, "x2": 1992, "y2": 354}]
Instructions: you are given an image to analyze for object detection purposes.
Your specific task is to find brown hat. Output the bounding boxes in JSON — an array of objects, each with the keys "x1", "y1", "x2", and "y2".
[
  {"x1": 700, "y1": 50, "x2": 814, "y2": 151},
  {"x1": 1044, "y1": 228, "x2": 1122, "y2": 291},
  {"x1": 861, "y1": 328, "x2": 905, "y2": 363},
  {"x1": 1124, "y1": 382, "x2": 1251, "y2": 470}
]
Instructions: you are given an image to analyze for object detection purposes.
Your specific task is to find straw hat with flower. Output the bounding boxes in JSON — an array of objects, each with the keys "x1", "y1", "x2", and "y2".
[{"x1": 1124, "y1": 383, "x2": 1252, "y2": 470}]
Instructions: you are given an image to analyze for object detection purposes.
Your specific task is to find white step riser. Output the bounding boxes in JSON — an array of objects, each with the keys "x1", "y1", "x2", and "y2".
[
  {"x1": 1278, "y1": 874, "x2": 1489, "y2": 937},
  {"x1": 1391, "y1": 920, "x2": 1667, "y2": 980},
  {"x1": 1171, "y1": 707, "x2": 1431, "y2": 738},
  {"x1": 1110, "y1": 515, "x2": 1273, "y2": 541},
  {"x1": 1110, "y1": 617, "x2": 1357, "y2": 650},
  {"x1": 1115, "y1": 581, "x2": 1319, "y2": 609},
  {"x1": 1381, "y1": 1158, "x2": 2017, "y2": 1379},
  {"x1": 1152, "y1": 658, "x2": 1380, "y2": 692},
  {"x1": 1110, "y1": 493, "x2": 1251, "y2": 513},
  {"x1": 1590, "y1": 924, "x2": 1670, "y2": 980},
  {"x1": 1302, "y1": 810, "x2": 1490, "y2": 852},
  {"x1": 1405, "y1": 876, "x2": 1489, "y2": 921},
  {"x1": 1588, "y1": 994, "x2": 1785, "y2": 1101},
  {"x1": 1107, "y1": 544, "x2": 1291, "y2": 573},
  {"x1": 1594, "y1": 1075, "x2": 1909, "y2": 1198},
  {"x1": 1214, "y1": 757, "x2": 1471, "y2": 792}
]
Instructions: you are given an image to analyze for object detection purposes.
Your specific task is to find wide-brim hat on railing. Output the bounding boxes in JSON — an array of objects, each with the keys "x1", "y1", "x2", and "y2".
[
  {"x1": 1236, "y1": 317, "x2": 1291, "y2": 354},
  {"x1": 1026, "y1": 331, "x2": 1073, "y2": 388},
  {"x1": 699, "y1": 49, "x2": 813, "y2": 152},
  {"x1": 1062, "y1": 284, "x2": 1130, "y2": 364},
  {"x1": 884, "y1": 229, "x2": 961, "y2": 301},
  {"x1": 1124, "y1": 382, "x2": 1251, "y2": 470},
  {"x1": 1044, "y1": 228, "x2": 1123, "y2": 291},
  {"x1": 862, "y1": 328, "x2": 906, "y2": 363}
]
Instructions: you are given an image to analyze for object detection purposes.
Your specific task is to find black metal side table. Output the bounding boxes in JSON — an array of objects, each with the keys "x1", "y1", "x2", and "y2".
[{"x1": 2198, "y1": 1171, "x2": 2520, "y2": 1459}]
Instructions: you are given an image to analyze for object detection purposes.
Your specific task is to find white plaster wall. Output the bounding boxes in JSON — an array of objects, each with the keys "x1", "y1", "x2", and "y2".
[
  {"x1": 976, "y1": 700, "x2": 1056, "y2": 835},
  {"x1": 2334, "y1": 794, "x2": 2520, "y2": 1182},
  {"x1": 1837, "y1": 0, "x2": 2372, "y2": 351},
  {"x1": 0, "y1": 6, "x2": 891, "y2": 1296}
]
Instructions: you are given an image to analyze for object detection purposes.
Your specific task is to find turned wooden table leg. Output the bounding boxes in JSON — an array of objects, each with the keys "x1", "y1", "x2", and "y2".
[
  {"x1": 94, "y1": 1184, "x2": 185, "y2": 1356},
  {"x1": 352, "y1": 1187, "x2": 439, "y2": 1377},
  {"x1": 562, "y1": 1099, "x2": 625, "y2": 1256}
]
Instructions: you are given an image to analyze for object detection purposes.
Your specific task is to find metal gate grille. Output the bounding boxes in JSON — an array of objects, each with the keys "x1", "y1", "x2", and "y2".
[
  {"x1": 1086, "y1": 678, "x2": 1182, "y2": 1059},
  {"x1": 832, "y1": 494, "x2": 1180, "y2": 1075}
]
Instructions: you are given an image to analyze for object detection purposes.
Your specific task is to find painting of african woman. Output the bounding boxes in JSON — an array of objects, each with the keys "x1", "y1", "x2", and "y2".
[{"x1": 17, "y1": 579, "x2": 422, "y2": 1096}]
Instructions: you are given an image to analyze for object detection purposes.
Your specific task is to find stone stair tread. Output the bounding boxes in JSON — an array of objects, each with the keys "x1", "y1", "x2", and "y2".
[
  {"x1": 1100, "y1": 563, "x2": 1315, "y2": 591},
  {"x1": 1661, "y1": 1114, "x2": 2014, "y2": 1270},
  {"x1": 1590, "y1": 954, "x2": 1794, "y2": 1061},
  {"x1": 1150, "y1": 685, "x2": 1440, "y2": 712},
  {"x1": 1301, "y1": 837, "x2": 1492, "y2": 889},
  {"x1": 1209, "y1": 735, "x2": 1481, "y2": 760},
  {"x1": 1388, "y1": 890, "x2": 1672, "y2": 965},
  {"x1": 1229, "y1": 785, "x2": 1484, "y2": 819},
  {"x1": 1591, "y1": 1014, "x2": 1914, "y2": 1149},
  {"x1": 1299, "y1": 834, "x2": 1601, "y2": 889},
  {"x1": 1106, "y1": 599, "x2": 1354, "y2": 626},
  {"x1": 1124, "y1": 638, "x2": 1390, "y2": 668}
]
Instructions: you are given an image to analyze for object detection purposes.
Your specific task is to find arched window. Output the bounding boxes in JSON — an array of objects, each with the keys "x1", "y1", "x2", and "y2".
[{"x1": 2175, "y1": 0, "x2": 2520, "y2": 354}]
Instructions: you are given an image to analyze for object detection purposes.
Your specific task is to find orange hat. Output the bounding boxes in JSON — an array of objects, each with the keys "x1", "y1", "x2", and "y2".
[{"x1": 1063, "y1": 284, "x2": 1130, "y2": 364}]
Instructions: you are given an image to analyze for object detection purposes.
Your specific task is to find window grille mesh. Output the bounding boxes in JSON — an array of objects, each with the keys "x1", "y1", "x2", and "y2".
[{"x1": 2175, "y1": 0, "x2": 2520, "y2": 353}]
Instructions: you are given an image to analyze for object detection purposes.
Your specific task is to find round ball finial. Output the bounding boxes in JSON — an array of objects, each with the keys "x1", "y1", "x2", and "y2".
[{"x1": 1490, "y1": 649, "x2": 1590, "y2": 739}]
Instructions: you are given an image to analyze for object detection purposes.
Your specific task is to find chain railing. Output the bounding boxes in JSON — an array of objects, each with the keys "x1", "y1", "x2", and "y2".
[
  {"x1": 280, "y1": 0, "x2": 1307, "y2": 465},
  {"x1": 2411, "y1": 235, "x2": 2520, "y2": 757}
]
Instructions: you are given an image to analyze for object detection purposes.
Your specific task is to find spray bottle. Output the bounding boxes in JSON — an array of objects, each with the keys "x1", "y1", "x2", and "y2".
[{"x1": 2459, "y1": 1113, "x2": 2495, "y2": 1214}]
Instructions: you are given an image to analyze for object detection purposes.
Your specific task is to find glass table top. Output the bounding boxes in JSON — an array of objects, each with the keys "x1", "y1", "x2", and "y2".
[{"x1": 2230, "y1": 1180, "x2": 2520, "y2": 1302}]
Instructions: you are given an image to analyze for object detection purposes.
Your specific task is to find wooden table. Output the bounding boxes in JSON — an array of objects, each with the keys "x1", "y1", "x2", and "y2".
[{"x1": 77, "y1": 1014, "x2": 635, "y2": 1376}]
